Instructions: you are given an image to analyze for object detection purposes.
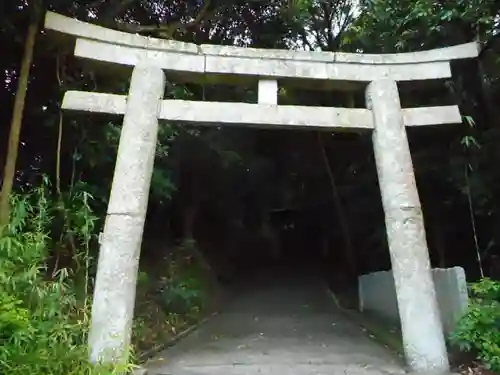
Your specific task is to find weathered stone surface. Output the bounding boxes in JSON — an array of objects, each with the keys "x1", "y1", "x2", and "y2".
[
  {"x1": 159, "y1": 101, "x2": 373, "y2": 130},
  {"x1": 201, "y1": 42, "x2": 479, "y2": 64},
  {"x1": 359, "y1": 267, "x2": 469, "y2": 333},
  {"x1": 403, "y1": 106, "x2": 461, "y2": 127},
  {"x1": 44, "y1": 11, "x2": 478, "y2": 85},
  {"x1": 258, "y1": 80, "x2": 278, "y2": 105},
  {"x1": 45, "y1": 11, "x2": 198, "y2": 54},
  {"x1": 432, "y1": 267, "x2": 469, "y2": 333},
  {"x1": 62, "y1": 91, "x2": 462, "y2": 131},
  {"x1": 62, "y1": 92, "x2": 126, "y2": 114},
  {"x1": 74, "y1": 38, "x2": 454, "y2": 82},
  {"x1": 76, "y1": 41, "x2": 451, "y2": 82},
  {"x1": 366, "y1": 79, "x2": 449, "y2": 374},
  {"x1": 62, "y1": 91, "x2": 373, "y2": 130},
  {"x1": 75, "y1": 39, "x2": 205, "y2": 73},
  {"x1": 203, "y1": 55, "x2": 452, "y2": 82},
  {"x1": 88, "y1": 65, "x2": 165, "y2": 364},
  {"x1": 45, "y1": 11, "x2": 479, "y2": 64}
]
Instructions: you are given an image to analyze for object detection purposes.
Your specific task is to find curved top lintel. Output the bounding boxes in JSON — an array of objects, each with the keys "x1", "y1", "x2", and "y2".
[{"x1": 45, "y1": 11, "x2": 479, "y2": 66}]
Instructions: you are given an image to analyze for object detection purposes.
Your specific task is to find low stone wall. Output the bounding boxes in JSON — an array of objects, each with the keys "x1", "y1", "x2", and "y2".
[{"x1": 358, "y1": 266, "x2": 469, "y2": 333}]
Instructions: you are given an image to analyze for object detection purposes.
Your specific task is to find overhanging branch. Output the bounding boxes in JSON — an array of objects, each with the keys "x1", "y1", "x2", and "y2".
[{"x1": 115, "y1": 0, "x2": 214, "y2": 38}]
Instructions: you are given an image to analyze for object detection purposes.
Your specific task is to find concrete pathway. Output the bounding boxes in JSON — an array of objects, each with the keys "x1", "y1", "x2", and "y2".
[{"x1": 146, "y1": 270, "x2": 406, "y2": 375}]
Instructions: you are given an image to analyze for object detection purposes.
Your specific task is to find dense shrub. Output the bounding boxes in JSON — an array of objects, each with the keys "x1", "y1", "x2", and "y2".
[
  {"x1": 0, "y1": 180, "x2": 212, "y2": 373},
  {"x1": 156, "y1": 240, "x2": 209, "y2": 317},
  {"x1": 0, "y1": 182, "x2": 132, "y2": 375},
  {"x1": 132, "y1": 255, "x2": 209, "y2": 354},
  {"x1": 450, "y1": 278, "x2": 500, "y2": 371}
]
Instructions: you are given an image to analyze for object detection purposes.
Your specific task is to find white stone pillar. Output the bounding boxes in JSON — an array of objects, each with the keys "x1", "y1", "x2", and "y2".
[
  {"x1": 366, "y1": 79, "x2": 449, "y2": 374},
  {"x1": 88, "y1": 65, "x2": 165, "y2": 364}
]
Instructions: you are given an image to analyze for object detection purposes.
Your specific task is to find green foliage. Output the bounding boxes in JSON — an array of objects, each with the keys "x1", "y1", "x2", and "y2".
[
  {"x1": 450, "y1": 278, "x2": 500, "y2": 370},
  {"x1": 156, "y1": 241, "x2": 208, "y2": 317},
  {"x1": 0, "y1": 180, "x2": 133, "y2": 375},
  {"x1": 130, "y1": 240, "x2": 212, "y2": 353},
  {"x1": 351, "y1": 0, "x2": 499, "y2": 52},
  {"x1": 159, "y1": 275, "x2": 204, "y2": 315},
  {"x1": 286, "y1": 0, "x2": 314, "y2": 22},
  {"x1": 0, "y1": 294, "x2": 30, "y2": 339},
  {"x1": 151, "y1": 168, "x2": 177, "y2": 204}
]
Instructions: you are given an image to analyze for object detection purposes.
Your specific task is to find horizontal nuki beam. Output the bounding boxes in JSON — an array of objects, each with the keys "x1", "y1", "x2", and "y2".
[
  {"x1": 62, "y1": 91, "x2": 462, "y2": 131},
  {"x1": 44, "y1": 12, "x2": 479, "y2": 85}
]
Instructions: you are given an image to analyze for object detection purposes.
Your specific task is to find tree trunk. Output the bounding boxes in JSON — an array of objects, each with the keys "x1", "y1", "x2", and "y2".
[
  {"x1": 0, "y1": 1, "x2": 41, "y2": 226},
  {"x1": 317, "y1": 133, "x2": 357, "y2": 277},
  {"x1": 182, "y1": 203, "x2": 211, "y2": 272},
  {"x1": 182, "y1": 203, "x2": 198, "y2": 241},
  {"x1": 261, "y1": 212, "x2": 281, "y2": 262}
]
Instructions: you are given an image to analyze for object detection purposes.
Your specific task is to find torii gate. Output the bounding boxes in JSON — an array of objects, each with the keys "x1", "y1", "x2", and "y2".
[{"x1": 44, "y1": 11, "x2": 479, "y2": 374}]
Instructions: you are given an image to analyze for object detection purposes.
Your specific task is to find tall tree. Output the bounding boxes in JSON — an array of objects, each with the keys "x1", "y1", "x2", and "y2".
[{"x1": 0, "y1": 0, "x2": 41, "y2": 226}]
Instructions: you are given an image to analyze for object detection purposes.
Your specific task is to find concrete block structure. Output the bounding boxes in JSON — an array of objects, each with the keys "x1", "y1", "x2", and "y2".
[{"x1": 359, "y1": 266, "x2": 469, "y2": 334}]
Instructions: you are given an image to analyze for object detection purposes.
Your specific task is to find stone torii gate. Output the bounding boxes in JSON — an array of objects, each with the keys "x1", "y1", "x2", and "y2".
[{"x1": 45, "y1": 11, "x2": 479, "y2": 374}]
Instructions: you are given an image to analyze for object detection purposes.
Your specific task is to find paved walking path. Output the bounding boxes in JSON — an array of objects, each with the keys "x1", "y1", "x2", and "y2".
[{"x1": 146, "y1": 270, "x2": 406, "y2": 375}]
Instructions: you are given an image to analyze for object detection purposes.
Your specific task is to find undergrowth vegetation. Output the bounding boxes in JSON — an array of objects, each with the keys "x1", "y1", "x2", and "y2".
[
  {"x1": 132, "y1": 240, "x2": 212, "y2": 355},
  {"x1": 0, "y1": 180, "x2": 211, "y2": 374},
  {"x1": 450, "y1": 278, "x2": 500, "y2": 371}
]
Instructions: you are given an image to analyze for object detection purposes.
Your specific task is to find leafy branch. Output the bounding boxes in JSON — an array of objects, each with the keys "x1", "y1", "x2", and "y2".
[{"x1": 115, "y1": 0, "x2": 215, "y2": 39}]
